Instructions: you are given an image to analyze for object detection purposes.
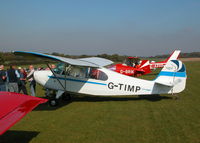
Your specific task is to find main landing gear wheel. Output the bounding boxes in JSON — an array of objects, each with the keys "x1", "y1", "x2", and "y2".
[
  {"x1": 62, "y1": 93, "x2": 71, "y2": 101},
  {"x1": 49, "y1": 99, "x2": 59, "y2": 107}
]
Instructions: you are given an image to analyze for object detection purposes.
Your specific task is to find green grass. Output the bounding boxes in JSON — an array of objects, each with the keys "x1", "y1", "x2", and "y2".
[{"x1": 0, "y1": 61, "x2": 200, "y2": 143}]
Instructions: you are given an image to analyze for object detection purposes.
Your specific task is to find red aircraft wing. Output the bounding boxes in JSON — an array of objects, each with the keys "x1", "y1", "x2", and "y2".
[{"x1": 0, "y1": 92, "x2": 48, "y2": 135}]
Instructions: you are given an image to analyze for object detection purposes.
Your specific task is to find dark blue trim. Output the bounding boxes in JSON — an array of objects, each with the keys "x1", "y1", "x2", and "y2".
[
  {"x1": 48, "y1": 76, "x2": 107, "y2": 86},
  {"x1": 158, "y1": 71, "x2": 186, "y2": 77},
  {"x1": 178, "y1": 64, "x2": 186, "y2": 72},
  {"x1": 172, "y1": 60, "x2": 179, "y2": 68}
]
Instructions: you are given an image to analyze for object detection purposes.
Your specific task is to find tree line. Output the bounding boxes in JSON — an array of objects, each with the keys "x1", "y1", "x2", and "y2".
[{"x1": 0, "y1": 51, "x2": 199, "y2": 65}]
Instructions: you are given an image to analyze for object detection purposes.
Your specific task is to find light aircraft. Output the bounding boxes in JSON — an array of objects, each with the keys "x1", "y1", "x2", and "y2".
[
  {"x1": 0, "y1": 92, "x2": 47, "y2": 135},
  {"x1": 150, "y1": 50, "x2": 181, "y2": 69},
  {"x1": 109, "y1": 50, "x2": 181, "y2": 77},
  {"x1": 14, "y1": 51, "x2": 187, "y2": 106},
  {"x1": 108, "y1": 57, "x2": 151, "y2": 77}
]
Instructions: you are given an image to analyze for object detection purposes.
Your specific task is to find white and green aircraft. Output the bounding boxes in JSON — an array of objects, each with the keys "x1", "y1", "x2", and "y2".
[{"x1": 14, "y1": 51, "x2": 187, "y2": 106}]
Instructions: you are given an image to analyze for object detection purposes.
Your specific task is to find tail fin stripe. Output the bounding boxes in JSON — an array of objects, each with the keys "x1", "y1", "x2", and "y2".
[
  {"x1": 158, "y1": 71, "x2": 186, "y2": 77},
  {"x1": 172, "y1": 60, "x2": 179, "y2": 67}
]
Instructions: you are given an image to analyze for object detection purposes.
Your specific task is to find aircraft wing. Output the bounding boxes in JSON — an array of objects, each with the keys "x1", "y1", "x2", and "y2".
[
  {"x1": 0, "y1": 92, "x2": 48, "y2": 135},
  {"x1": 78, "y1": 57, "x2": 113, "y2": 67},
  {"x1": 14, "y1": 51, "x2": 113, "y2": 67}
]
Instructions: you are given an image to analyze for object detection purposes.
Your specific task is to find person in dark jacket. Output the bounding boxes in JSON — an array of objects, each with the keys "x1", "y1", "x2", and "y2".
[
  {"x1": 0, "y1": 65, "x2": 7, "y2": 91},
  {"x1": 7, "y1": 65, "x2": 20, "y2": 92}
]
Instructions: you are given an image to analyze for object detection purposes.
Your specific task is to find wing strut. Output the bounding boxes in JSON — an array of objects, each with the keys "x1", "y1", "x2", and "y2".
[{"x1": 64, "y1": 63, "x2": 67, "y2": 91}]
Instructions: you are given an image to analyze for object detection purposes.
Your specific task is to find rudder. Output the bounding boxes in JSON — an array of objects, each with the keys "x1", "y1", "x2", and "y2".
[{"x1": 155, "y1": 60, "x2": 187, "y2": 93}]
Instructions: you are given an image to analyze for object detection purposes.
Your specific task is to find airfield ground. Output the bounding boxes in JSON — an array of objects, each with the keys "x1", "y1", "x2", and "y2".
[
  {"x1": 0, "y1": 60, "x2": 200, "y2": 143},
  {"x1": 180, "y1": 57, "x2": 200, "y2": 62}
]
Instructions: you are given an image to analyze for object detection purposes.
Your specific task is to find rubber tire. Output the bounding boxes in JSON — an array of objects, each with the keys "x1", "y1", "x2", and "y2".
[
  {"x1": 49, "y1": 99, "x2": 59, "y2": 107},
  {"x1": 62, "y1": 93, "x2": 71, "y2": 101}
]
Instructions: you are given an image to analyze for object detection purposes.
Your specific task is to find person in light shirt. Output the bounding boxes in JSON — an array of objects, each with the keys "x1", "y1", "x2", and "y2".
[{"x1": 27, "y1": 65, "x2": 36, "y2": 96}]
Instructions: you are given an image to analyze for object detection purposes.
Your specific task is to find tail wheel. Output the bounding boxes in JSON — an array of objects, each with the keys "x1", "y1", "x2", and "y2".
[{"x1": 62, "y1": 93, "x2": 71, "y2": 101}]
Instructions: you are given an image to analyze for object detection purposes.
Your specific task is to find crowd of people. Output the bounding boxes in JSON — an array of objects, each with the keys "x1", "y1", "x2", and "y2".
[
  {"x1": 0, "y1": 64, "x2": 36, "y2": 96},
  {"x1": 0, "y1": 63, "x2": 107, "y2": 96}
]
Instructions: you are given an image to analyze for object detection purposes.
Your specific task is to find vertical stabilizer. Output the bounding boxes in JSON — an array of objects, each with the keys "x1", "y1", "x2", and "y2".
[
  {"x1": 164, "y1": 50, "x2": 181, "y2": 62},
  {"x1": 155, "y1": 60, "x2": 187, "y2": 93}
]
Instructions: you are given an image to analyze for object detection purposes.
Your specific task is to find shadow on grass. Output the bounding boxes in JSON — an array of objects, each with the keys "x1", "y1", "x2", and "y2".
[
  {"x1": 73, "y1": 95, "x2": 172, "y2": 102},
  {"x1": 143, "y1": 73, "x2": 159, "y2": 76},
  {"x1": 34, "y1": 99, "x2": 72, "y2": 111},
  {"x1": 34, "y1": 95, "x2": 172, "y2": 111},
  {"x1": 0, "y1": 130, "x2": 39, "y2": 143}
]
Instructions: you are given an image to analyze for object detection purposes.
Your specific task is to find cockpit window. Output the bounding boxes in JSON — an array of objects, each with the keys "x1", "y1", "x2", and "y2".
[
  {"x1": 53, "y1": 63, "x2": 108, "y2": 81},
  {"x1": 67, "y1": 66, "x2": 87, "y2": 78}
]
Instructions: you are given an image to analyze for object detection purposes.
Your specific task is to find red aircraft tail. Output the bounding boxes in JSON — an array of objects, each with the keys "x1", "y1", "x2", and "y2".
[
  {"x1": 0, "y1": 92, "x2": 48, "y2": 135},
  {"x1": 138, "y1": 60, "x2": 151, "y2": 75},
  {"x1": 150, "y1": 50, "x2": 181, "y2": 69}
]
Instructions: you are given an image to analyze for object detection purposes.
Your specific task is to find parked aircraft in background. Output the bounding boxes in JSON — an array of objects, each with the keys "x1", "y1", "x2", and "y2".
[
  {"x1": 14, "y1": 51, "x2": 186, "y2": 106},
  {"x1": 109, "y1": 57, "x2": 151, "y2": 77},
  {"x1": 109, "y1": 50, "x2": 181, "y2": 77}
]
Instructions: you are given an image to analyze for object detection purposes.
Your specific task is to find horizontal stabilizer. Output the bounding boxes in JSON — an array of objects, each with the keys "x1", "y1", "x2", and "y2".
[{"x1": 155, "y1": 80, "x2": 173, "y2": 86}]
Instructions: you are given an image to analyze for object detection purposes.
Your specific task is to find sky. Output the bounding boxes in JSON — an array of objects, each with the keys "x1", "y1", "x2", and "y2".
[{"x1": 0, "y1": 0, "x2": 200, "y2": 56}]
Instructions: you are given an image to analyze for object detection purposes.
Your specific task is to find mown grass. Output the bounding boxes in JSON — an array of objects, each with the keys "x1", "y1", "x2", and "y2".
[{"x1": 0, "y1": 61, "x2": 200, "y2": 143}]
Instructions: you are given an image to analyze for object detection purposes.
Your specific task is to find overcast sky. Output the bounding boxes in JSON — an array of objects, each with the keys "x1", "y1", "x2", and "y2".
[{"x1": 0, "y1": 0, "x2": 200, "y2": 56}]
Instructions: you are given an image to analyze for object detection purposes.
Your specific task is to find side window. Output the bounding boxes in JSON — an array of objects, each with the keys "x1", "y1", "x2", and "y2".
[
  {"x1": 62, "y1": 65, "x2": 72, "y2": 76},
  {"x1": 67, "y1": 66, "x2": 87, "y2": 78},
  {"x1": 88, "y1": 68, "x2": 108, "y2": 81},
  {"x1": 53, "y1": 64, "x2": 108, "y2": 81}
]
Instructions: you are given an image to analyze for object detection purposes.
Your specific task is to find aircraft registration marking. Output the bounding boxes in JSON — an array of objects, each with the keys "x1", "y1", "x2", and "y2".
[{"x1": 108, "y1": 82, "x2": 141, "y2": 92}]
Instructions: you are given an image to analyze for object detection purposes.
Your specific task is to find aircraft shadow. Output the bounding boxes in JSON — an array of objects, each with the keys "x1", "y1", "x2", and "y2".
[
  {"x1": 34, "y1": 95, "x2": 172, "y2": 111},
  {"x1": 143, "y1": 72, "x2": 159, "y2": 76},
  {"x1": 34, "y1": 99, "x2": 72, "y2": 111},
  {"x1": 0, "y1": 130, "x2": 39, "y2": 143},
  {"x1": 72, "y1": 95, "x2": 172, "y2": 102}
]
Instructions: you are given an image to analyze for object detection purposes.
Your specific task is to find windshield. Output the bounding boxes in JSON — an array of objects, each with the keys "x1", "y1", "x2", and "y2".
[
  {"x1": 53, "y1": 63, "x2": 65, "y2": 74},
  {"x1": 124, "y1": 57, "x2": 140, "y2": 67}
]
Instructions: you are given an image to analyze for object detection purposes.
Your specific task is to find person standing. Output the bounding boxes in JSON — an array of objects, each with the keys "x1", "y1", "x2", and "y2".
[
  {"x1": 0, "y1": 65, "x2": 7, "y2": 91},
  {"x1": 27, "y1": 65, "x2": 36, "y2": 96},
  {"x1": 7, "y1": 65, "x2": 20, "y2": 92},
  {"x1": 18, "y1": 67, "x2": 28, "y2": 95}
]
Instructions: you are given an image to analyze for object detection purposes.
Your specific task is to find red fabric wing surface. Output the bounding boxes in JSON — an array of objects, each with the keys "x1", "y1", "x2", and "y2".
[{"x1": 0, "y1": 92, "x2": 48, "y2": 135}]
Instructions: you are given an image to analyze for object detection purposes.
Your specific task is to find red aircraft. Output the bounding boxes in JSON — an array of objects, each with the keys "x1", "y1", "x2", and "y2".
[
  {"x1": 109, "y1": 57, "x2": 151, "y2": 77},
  {"x1": 149, "y1": 50, "x2": 180, "y2": 69},
  {"x1": 0, "y1": 92, "x2": 47, "y2": 135},
  {"x1": 109, "y1": 50, "x2": 180, "y2": 77}
]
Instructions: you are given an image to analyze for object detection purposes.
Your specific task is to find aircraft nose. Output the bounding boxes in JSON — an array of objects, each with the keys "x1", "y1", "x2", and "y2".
[{"x1": 34, "y1": 71, "x2": 51, "y2": 86}]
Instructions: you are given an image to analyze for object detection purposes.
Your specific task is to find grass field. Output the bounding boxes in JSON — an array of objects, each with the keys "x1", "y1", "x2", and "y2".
[{"x1": 0, "y1": 61, "x2": 200, "y2": 143}]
